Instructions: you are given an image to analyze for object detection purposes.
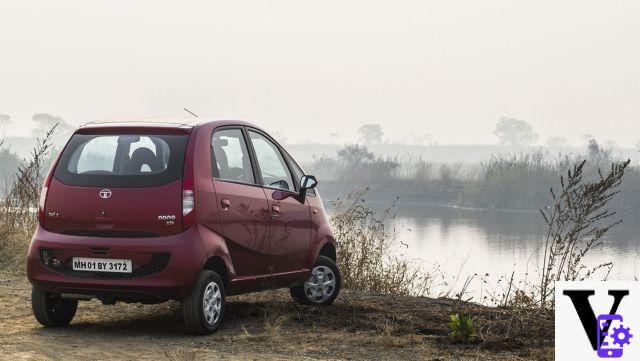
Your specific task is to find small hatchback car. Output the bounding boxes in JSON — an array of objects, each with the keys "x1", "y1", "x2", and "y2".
[{"x1": 27, "y1": 119, "x2": 340, "y2": 334}]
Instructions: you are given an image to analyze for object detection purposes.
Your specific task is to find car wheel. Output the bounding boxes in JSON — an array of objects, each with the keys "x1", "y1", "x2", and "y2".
[
  {"x1": 31, "y1": 286, "x2": 78, "y2": 327},
  {"x1": 290, "y1": 255, "x2": 341, "y2": 305},
  {"x1": 182, "y1": 270, "x2": 226, "y2": 334}
]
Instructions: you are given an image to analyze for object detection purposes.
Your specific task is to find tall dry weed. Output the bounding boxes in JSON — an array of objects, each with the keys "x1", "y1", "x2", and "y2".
[
  {"x1": 330, "y1": 189, "x2": 433, "y2": 296},
  {"x1": 0, "y1": 126, "x2": 57, "y2": 275}
]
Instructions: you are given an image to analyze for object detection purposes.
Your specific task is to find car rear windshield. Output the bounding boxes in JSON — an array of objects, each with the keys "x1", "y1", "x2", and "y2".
[{"x1": 54, "y1": 133, "x2": 189, "y2": 188}]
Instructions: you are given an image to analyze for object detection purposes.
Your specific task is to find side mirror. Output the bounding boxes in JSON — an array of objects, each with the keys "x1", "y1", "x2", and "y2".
[
  {"x1": 297, "y1": 175, "x2": 318, "y2": 203},
  {"x1": 300, "y1": 175, "x2": 318, "y2": 190}
]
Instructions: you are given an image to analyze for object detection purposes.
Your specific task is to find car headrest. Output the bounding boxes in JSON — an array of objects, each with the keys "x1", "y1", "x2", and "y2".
[
  {"x1": 125, "y1": 148, "x2": 161, "y2": 173},
  {"x1": 212, "y1": 144, "x2": 229, "y2": 175}
]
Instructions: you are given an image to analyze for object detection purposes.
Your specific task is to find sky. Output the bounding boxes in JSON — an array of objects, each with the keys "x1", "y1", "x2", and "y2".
[{"x1": 1, "y1": 0, "x2": 639, "y2": 146}]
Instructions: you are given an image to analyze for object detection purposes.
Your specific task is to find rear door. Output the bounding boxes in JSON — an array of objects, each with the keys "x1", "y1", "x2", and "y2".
[
  {"x1": 45, "y1": 132, "x2": 188, "y2": 237},
  {"x1": 211, "y1": 128, "x2": 270, "y2": 278},
  {"x1": 247, "y1": 129, "x2": 311, "y2": 275}
]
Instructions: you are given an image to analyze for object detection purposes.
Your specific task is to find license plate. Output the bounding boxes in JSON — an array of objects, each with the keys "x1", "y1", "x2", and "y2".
[{"x1": 72, "y1": 257, "x2": 132, "y2": 273}]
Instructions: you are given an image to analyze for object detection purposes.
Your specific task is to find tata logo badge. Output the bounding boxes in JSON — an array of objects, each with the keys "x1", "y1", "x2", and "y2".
[{"x1": 99, "y1": 189, "x2": 112, "y2": 199}]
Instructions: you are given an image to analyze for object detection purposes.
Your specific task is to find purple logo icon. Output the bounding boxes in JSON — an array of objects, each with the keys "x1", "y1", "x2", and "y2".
[{"x1": 597, "y1": 314, "x2": 633, "y2": 358}]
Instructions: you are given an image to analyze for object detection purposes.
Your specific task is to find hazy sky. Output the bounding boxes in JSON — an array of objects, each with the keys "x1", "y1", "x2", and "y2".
[{"x1": 1, "y1": 1, "x2": 639, "y2": 146}]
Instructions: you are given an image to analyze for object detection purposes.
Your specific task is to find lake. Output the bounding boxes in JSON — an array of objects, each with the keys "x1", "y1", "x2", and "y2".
[{"x1": 326, "y1": 196, "x2": 640, "y2": 302}]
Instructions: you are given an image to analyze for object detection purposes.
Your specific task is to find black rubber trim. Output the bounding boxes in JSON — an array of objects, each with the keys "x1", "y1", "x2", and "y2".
[{"x1": 39, "y1": 249, "x2": 170, "y2": 280}]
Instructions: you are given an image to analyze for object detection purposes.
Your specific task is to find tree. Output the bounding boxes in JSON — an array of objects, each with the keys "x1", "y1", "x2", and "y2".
[
  {"x1": 494, "y1": 117, "x2": 538, "y2": 146},
  {"x1": 358, "y1": 124, "x2": 383, "y2": 145},
  {"x1": 410, "y1": 133, "x2": 434, "y2": 146},
  {"x1": 586, "y1": 139, "x2": 612, "y2": 165},
  {"x1": 546, "y1": 136, "x2": 569, "y2": 148},
  {"x1": 0, "y1": 114, "x2": 10, "y2": 138},
  {"x1": 0, "y1": 147, "x2": 20, "y2": 189},
  {"x1": 31, "y1": 113, "x2": 74, "y2": 147},
  {"x1": 581, "y1": 134, "x2": 594, "y2": 147},
  {"x1": 337, "y1": 144, "x2": 374, "y2": 167}
]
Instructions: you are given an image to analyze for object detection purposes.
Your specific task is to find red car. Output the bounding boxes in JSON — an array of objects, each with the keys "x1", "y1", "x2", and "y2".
[{"x1": 27, "y1": 119, "x2": 340, "y2": 334}]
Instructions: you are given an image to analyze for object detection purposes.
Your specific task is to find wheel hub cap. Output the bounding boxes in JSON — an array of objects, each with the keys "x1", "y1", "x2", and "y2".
[
  {"x1": 202, "y1": 282, "x2": 222, "y2": 325},
  {"x1": 304, "y1": 265, "x2": 336, "y2": 303}
]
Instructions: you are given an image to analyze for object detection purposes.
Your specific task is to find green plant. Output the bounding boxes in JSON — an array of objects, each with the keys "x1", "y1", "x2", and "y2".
[{"x1": 449, "y1": 312, "x2": 476, "y2": 343}]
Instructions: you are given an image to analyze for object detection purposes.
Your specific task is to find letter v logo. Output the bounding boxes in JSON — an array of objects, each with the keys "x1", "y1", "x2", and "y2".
[{"x1": 563, "y1": 290, "x2": 629, "y2": 350}]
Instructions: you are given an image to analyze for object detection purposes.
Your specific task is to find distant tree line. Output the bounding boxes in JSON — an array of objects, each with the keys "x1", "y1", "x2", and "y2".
[{"x1": 307, "y1": 138, "x2": 640, "y2": 212}]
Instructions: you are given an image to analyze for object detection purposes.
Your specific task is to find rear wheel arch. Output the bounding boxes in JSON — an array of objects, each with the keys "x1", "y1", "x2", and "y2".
[{"x1": 202, "y1": 256, "x2": 229, "y2": 288}]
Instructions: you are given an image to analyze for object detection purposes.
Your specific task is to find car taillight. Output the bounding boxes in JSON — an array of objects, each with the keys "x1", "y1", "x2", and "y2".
[
  {"x1": 181, "y1": 133, "x2": 196, "y2": 230},
  {"x1": 183, "y1": 190, "x2": 195, "y2": 216},
  {"x1": 38, "y1": 186, "x2": 49, "y2": 225},
  {"x1": 182, "y1": 188, "x2": 196, "y2": 230}
]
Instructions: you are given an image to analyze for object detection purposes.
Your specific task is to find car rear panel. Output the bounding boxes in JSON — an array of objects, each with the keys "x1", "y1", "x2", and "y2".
[
  {"x1": 44, "y1": 178, "x2": 183, "y2": 236},
  {"x1": 27, "y1": 225, "x2": 207, "y2": 301},
  {"x1": 43, "y1": 129, "x2": 190, "y2": 237},
  {"x1": 31, "y1": 127, "x2": 194, "y2": 301}
]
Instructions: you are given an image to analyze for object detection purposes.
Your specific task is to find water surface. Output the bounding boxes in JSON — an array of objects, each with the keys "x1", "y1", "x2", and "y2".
[{"x1": 328, "y1": 197, "x2": 640, "y2": 300}]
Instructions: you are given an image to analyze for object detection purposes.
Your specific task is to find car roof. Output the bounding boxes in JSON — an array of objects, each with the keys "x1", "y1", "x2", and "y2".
[{"x1": 77, "y1": 118, "x2": 261, "y2": 133}]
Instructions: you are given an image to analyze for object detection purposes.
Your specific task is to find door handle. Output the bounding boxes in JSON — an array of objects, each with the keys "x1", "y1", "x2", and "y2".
[
  {"x1": 221, "y1": 198, "x2": 231, "y2": 210},
  {"x1": 271, "y1": 205, "x2": 280, "y2": 217}
]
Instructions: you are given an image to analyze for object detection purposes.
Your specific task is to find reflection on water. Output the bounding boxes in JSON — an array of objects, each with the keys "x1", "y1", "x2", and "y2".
[{"x1": 329, "y1": 198, "x2": 640, "y2": 299}]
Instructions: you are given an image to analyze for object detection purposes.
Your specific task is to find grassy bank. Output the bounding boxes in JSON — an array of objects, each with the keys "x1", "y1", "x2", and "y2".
[
  {"x1": 0, "y1": 279, "x2": 553, "y2": 360},
  {"x1": 0, "y1": 192, "x2": 554, "y2": 357}
]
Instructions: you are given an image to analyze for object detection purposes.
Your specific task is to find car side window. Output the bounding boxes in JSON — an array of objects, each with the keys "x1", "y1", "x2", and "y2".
[
  {"x1": 211, "y1": 129, "x2": 256, "y2": 184},
  {"x1": 285, "y1": 152, "x2": 316, "y2": 196},
  {"x1": 284, "y1": 152, "x2": 304, "y2": 189},
  {"x1": 248, "y1": 131, "x2": 295, "y2": 191}
]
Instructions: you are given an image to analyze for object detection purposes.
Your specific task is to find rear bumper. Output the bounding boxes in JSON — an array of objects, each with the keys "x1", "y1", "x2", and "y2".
[{"x1": 27, "y1": 225, "x2": 204, "y2": 302}]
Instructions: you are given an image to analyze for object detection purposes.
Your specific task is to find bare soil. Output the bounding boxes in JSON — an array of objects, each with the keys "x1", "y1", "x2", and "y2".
[{"x1": 0, "y1": 278, "x2": 552, "y2": 360}]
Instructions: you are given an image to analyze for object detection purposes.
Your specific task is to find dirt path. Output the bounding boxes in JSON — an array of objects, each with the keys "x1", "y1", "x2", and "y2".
[{"x1": 0, "y1": 279, "x2": 551, "y2": 360}]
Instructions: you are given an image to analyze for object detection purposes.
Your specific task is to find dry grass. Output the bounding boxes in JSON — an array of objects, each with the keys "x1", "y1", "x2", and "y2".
[
  {"x1": 208, "y1": 287, "x2": 552, "y2": 356},
  {"x1": 0, "y1": 232, "x2": 28, "y2": 277},
  {"x1": 537, "y1": 159, "x2": 628, "y2": 305},
  {"x1": 0, "y1": 126, "x2": 56, "y2": 277},
  {"x1": 0, "y1": 278, "x2": 553, "y2": 360},
  {"x1": 330, "y1": 189, "x2": 435, "y2": 297},
  {"x1": 0, "y1": 283, "x2": 517, "y2": 361}
]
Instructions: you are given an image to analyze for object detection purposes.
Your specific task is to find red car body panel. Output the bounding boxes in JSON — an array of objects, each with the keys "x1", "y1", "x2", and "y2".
[
  {"x1": 264, "y1": 189, "x2": 311, "y2": 275},
  {"x1": 44, "y1": 178, "x2": 184, "y2": 236},
  {"x1": 27, "y1": 119, "x2": 337, "y2": 302},
  {"x1": 27, "y1": 225, "x2": 205, "y2": 301},
  {"x1": 212, "y1": 180, "x2": 270, "y2": 278}
]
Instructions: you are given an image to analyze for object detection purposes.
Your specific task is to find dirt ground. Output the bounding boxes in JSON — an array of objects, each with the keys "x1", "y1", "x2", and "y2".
[{"x1": 0, "y1": 278, "x2": 552, "y2": 360}]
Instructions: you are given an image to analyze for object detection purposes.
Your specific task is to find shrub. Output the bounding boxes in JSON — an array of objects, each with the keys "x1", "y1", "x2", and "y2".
[
  {"x1": 449, "y1": 313, "x2": 476, "y2": 343},
  {"x1": 0, "y1": 126, "x2": 56, "y2": 275},
  {"x1": 330, "y1": 189, "x2": 433, "y2": 296},
  {"x1": 537, "y1": 159, "x2": 629, "y2": 306}
]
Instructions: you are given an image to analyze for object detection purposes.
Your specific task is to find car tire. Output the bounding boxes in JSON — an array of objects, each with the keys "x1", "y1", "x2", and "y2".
[
  {"x1": 290, "y1": 255, "x2": 341, "y2": 305},
  {"x1": 182, "y1": 270, "x2": 226, "y2": 334},
  {"x1": 31, "y1": 286, "x2": 78, "y2": 327}
]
